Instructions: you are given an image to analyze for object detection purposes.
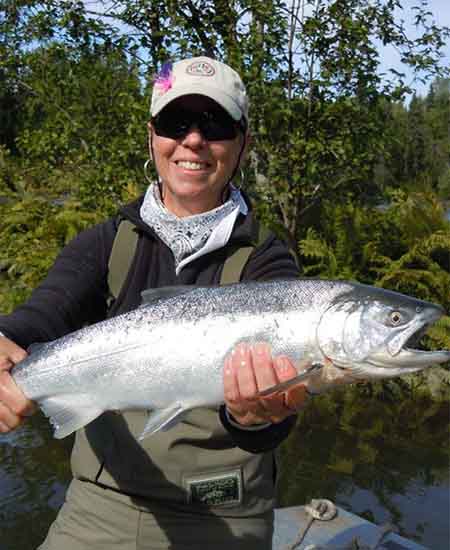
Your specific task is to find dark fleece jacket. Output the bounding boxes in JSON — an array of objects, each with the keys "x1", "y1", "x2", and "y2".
[{"x1": 0, "y1": 195, "x2": 300, "y2": 452}]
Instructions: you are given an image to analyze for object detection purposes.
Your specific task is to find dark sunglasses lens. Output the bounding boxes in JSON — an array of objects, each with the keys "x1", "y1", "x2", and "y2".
[
  {"x1": 199, "y1": 111, "x2": 237, "y2": 140},
  {"x1": 153, "y1": 109, "x2": 239, "y2": 141},
  {"x1": 153, "y1": 112, "x2": 190, "y2": 139}
]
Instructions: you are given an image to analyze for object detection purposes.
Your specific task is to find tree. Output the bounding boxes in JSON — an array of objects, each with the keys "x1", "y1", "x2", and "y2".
[
  {"x1": 247, "y1": 0, "x2": 450, "y2": 257},
  {"x1": 373, "y1": 76, "x2": 450, "y2": 197},
  {"x1": 0, "y1": 0, "x2": 449, "y2": 276}
]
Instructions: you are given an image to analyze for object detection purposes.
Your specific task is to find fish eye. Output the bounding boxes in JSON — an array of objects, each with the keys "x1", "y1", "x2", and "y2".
[{"x1": 390, "y1": 311, "x2": 403, "y2": 325}]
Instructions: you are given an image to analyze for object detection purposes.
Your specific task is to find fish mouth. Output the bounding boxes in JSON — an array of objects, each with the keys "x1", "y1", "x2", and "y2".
[
  {"x1": 370, "y1": 316, "x2": 450, "y2": 373},
  {"x1": 404, "y1": 320, "x2": 433, "y2": 350}
]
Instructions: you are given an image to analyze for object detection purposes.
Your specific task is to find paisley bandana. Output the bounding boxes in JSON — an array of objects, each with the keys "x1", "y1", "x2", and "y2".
[{"x1": 140, "y1": 184, "x2": 248, "y2": 274}]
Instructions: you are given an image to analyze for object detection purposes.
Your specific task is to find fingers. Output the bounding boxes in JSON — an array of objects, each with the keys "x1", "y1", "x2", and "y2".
[
  {"x1": 235, "y1": 344, "x2": 258, "y2": 402},
  {"x1": 0, "y1": 371, "x2": 35, "y2": 414},
  {"x1": 0, "y1": 398, "x2": 24, "y2": 430},
  {"x1": 283, "y1": 383, "x2": 309, "y2": 413},
  {"x1": 223, "y1": 347, "x2": 262, "y2": 426},
  {"x1": 252, "y1": 344, "x2": 287, "y2": 420},
  {"x1": 0, "y1": 338, "x2": 34, "y2": 433},
  {"x1": 0, "y1": 336, "x2": 27, "y2": 371},
  {"x1": 0, "y1": 372, "x2": 34, "y2": 432},
  {"x1": 274, "y1": 356, "x2": 309, "y2": 412},
  {"x1": 223, "y1": 343, "x2": 311, "y2": 427}
]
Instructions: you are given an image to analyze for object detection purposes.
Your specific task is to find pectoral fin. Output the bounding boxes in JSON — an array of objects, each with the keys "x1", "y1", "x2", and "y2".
[
  {"x1": 256, "y1": 363, "x2": 323, "y2": 397},
  {"x1": 139, "y1": 404, "x2": 187, "y2": 440}
]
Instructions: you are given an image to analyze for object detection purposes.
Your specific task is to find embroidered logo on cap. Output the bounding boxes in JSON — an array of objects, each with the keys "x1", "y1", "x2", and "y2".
[{"x1": 186, "y1": 61, "x2": 215, "y2": 77}]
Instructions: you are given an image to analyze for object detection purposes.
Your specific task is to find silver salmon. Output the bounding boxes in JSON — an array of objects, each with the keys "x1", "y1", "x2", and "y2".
[{"x1": 11, "y1": 279, "x2": 450, "y2": 439}]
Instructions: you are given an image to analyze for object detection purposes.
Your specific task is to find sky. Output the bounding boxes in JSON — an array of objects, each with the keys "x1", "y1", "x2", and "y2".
[{"x1": 376, "y1": 0, "x2": 450, "y2": 98}]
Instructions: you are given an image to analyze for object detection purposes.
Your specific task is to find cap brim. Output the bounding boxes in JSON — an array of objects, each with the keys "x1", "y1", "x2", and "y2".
[{"x1": 151, "y1": 84, "x2": 243, "y2": 121}]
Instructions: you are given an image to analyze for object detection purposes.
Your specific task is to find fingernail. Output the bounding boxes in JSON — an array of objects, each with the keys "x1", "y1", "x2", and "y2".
[
  {"x1": 224, "y1": 356, "x2": 233, "y2": 375},
  {"x1": 238, "y1": 343, "x2": 248, "y2": 355},
  {"x1": 254, "y1": 342, "x2": 269, "y2": 356},
  {"x1": 276, "y1": 357, "x2": 289, "y2": 373}
]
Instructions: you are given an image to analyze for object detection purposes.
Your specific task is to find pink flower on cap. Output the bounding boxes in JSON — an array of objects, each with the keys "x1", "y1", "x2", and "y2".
[{"x1": 154, "y1": 62, "x2": 174, "y2": 95}]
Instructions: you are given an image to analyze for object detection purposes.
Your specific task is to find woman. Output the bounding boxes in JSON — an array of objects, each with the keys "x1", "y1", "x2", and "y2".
[{"x1": 0, "y1": 56, "x2": 308, "y2": 549}]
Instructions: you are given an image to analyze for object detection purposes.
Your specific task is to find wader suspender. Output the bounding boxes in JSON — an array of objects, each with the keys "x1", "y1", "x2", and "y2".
[
  {"x1": 70, "y1": 219, "x2": 277, "y2": 515},
  {"x1": 107, "y1": 220, "x2": 139, "y2": 303},
  {"x1": 107, "y1": 220, "x2": 271, "y2": 301}
]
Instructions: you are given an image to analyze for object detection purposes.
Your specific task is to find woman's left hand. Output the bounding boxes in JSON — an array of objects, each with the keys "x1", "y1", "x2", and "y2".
[{"x1": 223, "y1": 343, "x2": 309, "y2": 427}]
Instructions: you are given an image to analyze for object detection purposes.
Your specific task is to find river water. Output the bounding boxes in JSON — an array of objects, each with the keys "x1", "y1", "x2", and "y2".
[{"x1": 0, "y1": 383, "x2": 448, "y2": 549}]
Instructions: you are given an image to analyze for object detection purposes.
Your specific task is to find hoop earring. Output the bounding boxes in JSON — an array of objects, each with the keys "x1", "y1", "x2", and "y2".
[
  {"x1": 144, "y1": 159, "x2": 153, "y2": 185},
  {"x1": 238, "y1": 168, "x2": 245, "y2": 189}
]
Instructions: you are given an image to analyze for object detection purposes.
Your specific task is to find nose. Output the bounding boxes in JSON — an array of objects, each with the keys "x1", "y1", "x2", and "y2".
[{"x1": 181, "y1": 124, "x2": 206, "y2": 148}]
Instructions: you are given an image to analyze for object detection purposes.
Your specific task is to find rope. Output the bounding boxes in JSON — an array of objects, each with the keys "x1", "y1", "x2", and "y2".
[{"x1": 285, "y1": 499, "x2": 337, "y2": 550}]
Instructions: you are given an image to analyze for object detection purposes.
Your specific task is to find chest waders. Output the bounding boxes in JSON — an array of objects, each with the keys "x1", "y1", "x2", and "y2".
[{"x1": 69, "y1": 220, "x2": 277, "y2": 523}]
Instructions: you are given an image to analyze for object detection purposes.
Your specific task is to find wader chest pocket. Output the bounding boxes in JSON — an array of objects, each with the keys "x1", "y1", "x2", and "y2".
[{"x1": 184, "y1": 469, "x2": 243, "y2": 507}]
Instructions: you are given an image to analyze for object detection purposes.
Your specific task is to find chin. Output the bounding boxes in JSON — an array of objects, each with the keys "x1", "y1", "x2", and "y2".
[{"x1": 175, "y1": 182, "x2": 223, "y2": 200}]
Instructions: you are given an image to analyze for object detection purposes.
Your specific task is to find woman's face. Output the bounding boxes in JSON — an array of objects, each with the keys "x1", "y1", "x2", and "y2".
[{"x1": 148, "y1": 95, "x2": 248, "y2": 217}]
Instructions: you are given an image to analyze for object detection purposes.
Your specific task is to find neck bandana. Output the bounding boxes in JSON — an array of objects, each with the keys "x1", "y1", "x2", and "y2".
[{"x1": 140, "y1": 183, "x2": 248, "y2": 275}]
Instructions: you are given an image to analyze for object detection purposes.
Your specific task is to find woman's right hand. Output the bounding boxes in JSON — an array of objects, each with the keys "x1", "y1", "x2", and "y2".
[{"x1": 0, "y1": 336, "x2": 35, "y2": 433}]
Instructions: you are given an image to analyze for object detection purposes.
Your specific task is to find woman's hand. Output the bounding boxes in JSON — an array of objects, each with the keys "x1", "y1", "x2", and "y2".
[
  {"x1": 223, "y1": 343, "x2": 309, "y2": 427},
  {"x1": 0, "y1": 336, "x2": 35, "y2": 433}
]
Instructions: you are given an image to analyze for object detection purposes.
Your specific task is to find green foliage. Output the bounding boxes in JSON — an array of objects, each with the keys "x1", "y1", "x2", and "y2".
[
  {"x1": 2, "y1": 1, "x2": 448, "y2": 252},
  {"x1": 377, "y1": 79, "x2": 450, "y2": 199},
  {"x1": 0, "y1": 195, "x2": 103, "y2": 313},
  {"x1": 13, "y1": 43, "x2": 148, "y2": 204},
  {"x1": 248, "y1": 0, "x2": 449, "y2": 255},
  {"x1": 297, "y1": 190, "x2": 450, "y2": 352}
]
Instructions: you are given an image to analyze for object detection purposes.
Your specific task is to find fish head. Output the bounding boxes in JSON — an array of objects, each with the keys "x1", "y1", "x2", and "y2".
[{"x1": 317, "y1": 285, "x2": 450, "y2": 378}]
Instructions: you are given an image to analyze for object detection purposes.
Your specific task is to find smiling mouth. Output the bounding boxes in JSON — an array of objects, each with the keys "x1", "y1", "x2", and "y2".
[{"x1": 176, "y1": 161, "x2": 210, "y2": 170}]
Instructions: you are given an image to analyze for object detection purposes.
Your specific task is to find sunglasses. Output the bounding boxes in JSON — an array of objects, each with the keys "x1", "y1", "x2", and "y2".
[{"x1": 152, "y1": 107, "x2": 246, "y2": 141}]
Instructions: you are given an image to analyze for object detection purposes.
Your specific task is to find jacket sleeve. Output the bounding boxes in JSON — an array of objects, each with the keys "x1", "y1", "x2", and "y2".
[
  {"x1": 0, "y1": 220, "x2": 116, "y2": 349},
  {"x1": 219, "y1": 229, "x2": 301, "y2": 453}
]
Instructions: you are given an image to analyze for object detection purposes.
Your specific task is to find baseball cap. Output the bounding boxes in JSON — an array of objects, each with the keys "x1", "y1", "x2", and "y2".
[{"x1": 150, "y1": 56, "x2": 249, "y2": 123}]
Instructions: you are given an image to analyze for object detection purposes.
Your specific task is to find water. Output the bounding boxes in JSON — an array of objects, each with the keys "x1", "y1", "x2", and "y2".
[
  {"x1": 0, "y1": 384, "x2": 449, "y2": 549},
  {"x1": 0, "y1": 416, "x2": 72, "y2": 550},
  {"x1": 277, "y1": 383, "x2": 450, "y2": 549}
]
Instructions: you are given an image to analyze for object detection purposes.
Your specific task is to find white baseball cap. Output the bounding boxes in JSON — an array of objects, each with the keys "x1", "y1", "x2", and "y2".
[{"x1": 151, "y1": 56, "x2": 249, "y2": 123}]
